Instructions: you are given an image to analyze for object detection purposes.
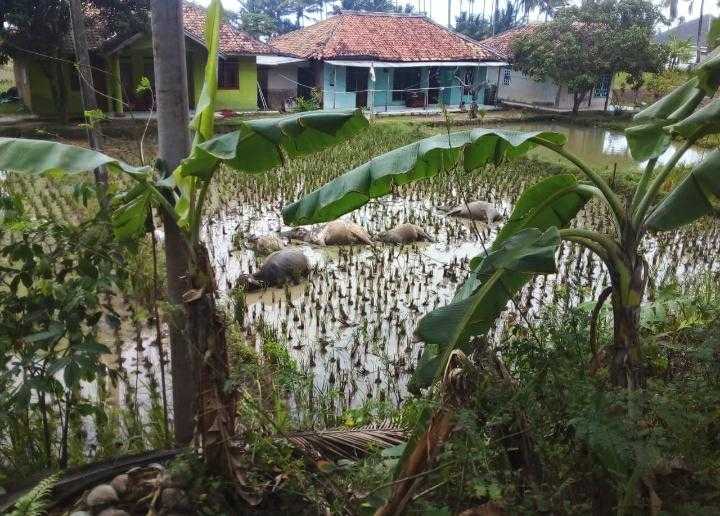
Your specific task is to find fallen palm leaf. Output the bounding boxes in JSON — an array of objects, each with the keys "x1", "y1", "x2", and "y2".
[{"x1": 287, "y1": 425, "x2": 407, "y2": 461}]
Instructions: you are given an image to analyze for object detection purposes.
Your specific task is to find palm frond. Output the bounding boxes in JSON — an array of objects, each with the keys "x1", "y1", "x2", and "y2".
[{"x1": 287, "y1": 424, "x2": 406, "y2": 461}]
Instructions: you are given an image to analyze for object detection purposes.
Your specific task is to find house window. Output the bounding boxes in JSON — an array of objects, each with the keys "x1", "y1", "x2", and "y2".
[
  {"x1": 346, "y1": 67, "x2": 367, "y2": 93},
  {"x1": 218, "y1": 59, "x2": 239, "y2": 89},
  {"x1": 392, "y1": 67, "x2": 421, "y2": 101},
  {"x1": 594, "y1": 74, "x2": 611, "y2": 97},
  {"x1": 502, "y1": 69, "x2": 512, "y2": 86}
]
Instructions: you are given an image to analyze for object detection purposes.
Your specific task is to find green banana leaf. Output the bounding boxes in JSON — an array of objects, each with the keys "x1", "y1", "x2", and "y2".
[
  {"x1": 459, "y1": 174, "x2": 592, "y2": 298},
  {"x1": 666, "y1": 98, "x2": 720, "y2": 139},
  {"x1": 625, "y1": 78, "x2": 705, "y2": 161},
  {"x1": 646, "y1": 149, "x2": 720, "y2": 231},
  {"x1": 171, "y1": 0, "x2": 221, "y2": 228},
  {"x1": 190, "y1": 0, "x2": 221, "y2": 142},
  {"x1": 695, "y1": 47, "x2": 720, "y2": 95},
  {"x1": 408, "y1": 175, "x2": 591, "y2": 392},
  {"x1": 178, "y1": 109, "x2": 370, "y2": 181},
  {"x1": 282, "y1": 129, "x2": 566, "y2": 225},
  {"x1": 112, "y1": 183, "x2": 153, "y2": 240},
  {"x1": 0, "y1": 138, "x2": 161, "y2": 240},
  {"x1": 0, "y1": 138, "x2": 150, "y2": 178},
  {"x1": 410, "y1": 227, "x2": 561, "y2": 391}
]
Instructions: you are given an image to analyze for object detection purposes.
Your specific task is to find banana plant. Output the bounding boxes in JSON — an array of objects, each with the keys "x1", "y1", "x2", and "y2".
[
  {"x1": 284, "y1": 52, "x2": 720, "y2": 394},
  {"x1": 0, "y1": 0, "x2": 368, "y2": 477}
]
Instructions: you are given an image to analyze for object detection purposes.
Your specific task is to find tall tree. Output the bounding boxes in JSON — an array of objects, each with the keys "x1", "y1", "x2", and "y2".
[
  {"x1": 455, "y1": 12, "x2": 492, "y2": 40},
  {"x1": 67, "y1": 0, "x2": 108, "y2": 210},
  {"x1": 149, "y1": 0, "x2": 195, "y2": 446},
  {"x1": 235, "y1": 0, "x2": 296, "y2": 38}
]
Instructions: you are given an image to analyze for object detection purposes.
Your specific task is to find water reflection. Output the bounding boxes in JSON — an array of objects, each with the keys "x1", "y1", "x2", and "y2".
[{"x1": 500, "y1": 121, "x2": 707, "y2": 172}]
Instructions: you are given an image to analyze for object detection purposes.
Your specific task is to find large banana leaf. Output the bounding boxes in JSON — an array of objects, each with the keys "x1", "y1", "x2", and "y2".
[
  {"x1": 646, "y1": 149, "x2": 720, "y2": 231},
  {"x1": 410, "y1": 227, "x2": 561, "y2": 391},
  {"x1": 695, "y1": 47, "x2": 720, "y2": 95},
  {"x1": 190, "y1": 0, "x2": 221, "y2": 142},
  {"x1": 282, "y1": 129, "x2": 566, "y2": 225},
  {"x1": 458, "y1": 174, "x2": 592, "y2": 299},
  {"x1": 177, "y1": 109, "x2": 369, "y2": 181},
  {"x1": 666, "y1": 98, "x2": 720, "y2": 139},
  {"x1": 0, "y1": 138, "x2": 159, "y2": 240},
  {"x1": 409, "y1": 175, "x2": 591, "y2": 391},
  {"x1": 0, "y1": 138, "x2": 150, "y2": 177},
  {"x1": 625, "y1": 78, "x2": 705, "y2": 161}
]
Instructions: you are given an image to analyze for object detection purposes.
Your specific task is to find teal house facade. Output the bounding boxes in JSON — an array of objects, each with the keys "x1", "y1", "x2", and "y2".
[{"x1": 270, "y1": 12, "x2": 507, "y2": 112}]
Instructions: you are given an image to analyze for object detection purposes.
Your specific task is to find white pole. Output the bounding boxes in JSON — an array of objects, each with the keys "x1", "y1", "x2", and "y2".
[{"x1": 332, "y1": 66, "x2": 337, "y2": 109}]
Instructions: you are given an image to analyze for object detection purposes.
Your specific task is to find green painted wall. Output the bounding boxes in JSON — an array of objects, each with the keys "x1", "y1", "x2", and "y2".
[
  {"x1": 24, "y1": 33, "x2": 259, "y2": 116},
  {"x1": 24, "y1": 60, "x2": 84, "y2": 116},
  {"x1": 191, "y1": 51, "x2": 257, "y2": 111}
]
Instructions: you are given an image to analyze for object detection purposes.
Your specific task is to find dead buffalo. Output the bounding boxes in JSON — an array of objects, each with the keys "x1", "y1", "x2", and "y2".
[
  {"x1": 287, "y1": 220, "x2": 372, "y2": 246},
  {"x1": 238, "y1": 248, "x2": 310, "y2": 291},
  {"x1": 377, "y1": 223, "x2": 434, "y2": 244},
  {"x1": 442, "y1": 201, "x2": 502, "y2": 222}
]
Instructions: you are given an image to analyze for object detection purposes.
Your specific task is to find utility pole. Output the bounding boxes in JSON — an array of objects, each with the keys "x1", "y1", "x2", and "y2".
[
  {"x1": 150, "y1": 0, "x2": 195, "y2": 446},
  {"x1": 448, "y1": 0, "x2": 452, "y2": 28},
  {"x1": 67, "y1": 0, "x2": 108, "y2": 210}
]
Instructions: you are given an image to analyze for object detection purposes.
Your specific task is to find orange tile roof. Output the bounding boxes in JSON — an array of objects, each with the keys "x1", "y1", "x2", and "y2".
[
  {"x1": 479, "y1": 25, "x2": 538, "y2": 60},
  {"x1": 270, "y1": 11, "x2": 501, "y2": 62},
  {"x1": 80, "y1": 2, "x2": 280, "y2": 57},
  {"x1": 182, "y1": 2, "x2": 278, "y2": 56}
]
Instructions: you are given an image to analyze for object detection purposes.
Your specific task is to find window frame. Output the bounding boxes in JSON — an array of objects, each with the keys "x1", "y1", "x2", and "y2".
[
  {"x1": 218, "y1": 58, "x2": 240, "y2": 90},
  {"x1": 594, "y1": 74, "x2": 611, "y2": 98},
  {"x1": 502, "y1": 68, "x2": 512, "y2": 86}
]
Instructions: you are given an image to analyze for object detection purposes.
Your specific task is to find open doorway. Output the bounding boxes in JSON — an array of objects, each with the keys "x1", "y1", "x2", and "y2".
[{"x1": 347, "y1": 67, "x2": 369, "y2": 108}]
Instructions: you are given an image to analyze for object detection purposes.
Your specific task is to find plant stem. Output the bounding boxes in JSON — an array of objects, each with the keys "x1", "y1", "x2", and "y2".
[
  {"x1": 559, "y1": 228, "x2": 622, "y2": 258},
  {"x1": 532, "y1": 138, "x2": 626, "y2": 227},
  {"x1": 630, "y1": 157, "x2": 657, "y2": 213},
  {"x1": 633, "y1": 138, "x2": 695, "y2": 228}
]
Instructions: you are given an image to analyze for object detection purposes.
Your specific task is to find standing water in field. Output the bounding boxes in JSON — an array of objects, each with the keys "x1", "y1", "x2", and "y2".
[{"x1": 196, "y1": 121, "x2": 718, "y2": 408}]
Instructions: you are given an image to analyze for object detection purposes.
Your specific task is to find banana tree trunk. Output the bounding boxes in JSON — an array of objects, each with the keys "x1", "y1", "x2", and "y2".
[
  {"x1": 186, "y1": 244, "x2": 236, "y2": 472},
  {"x1": 609, "y1": 257, "x2": 645, "y2": 389}
]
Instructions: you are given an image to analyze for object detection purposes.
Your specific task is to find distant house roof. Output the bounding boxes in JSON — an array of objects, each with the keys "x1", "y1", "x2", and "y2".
[
  {"x1": 479, "y1": 25, "x2": 538, "y2": 60},
  {"x1": 78, "y1": 1, "x2": 280, "y2": 57},
  {"x1": 655, "y1": 15, "x2": 716, "y2": 47},
  {"x1": 270, "y1": 11, "x2": 501, "y2": 62},
  {"x1": 181, "y1": 2, "x2": 278, "y2": 56}
]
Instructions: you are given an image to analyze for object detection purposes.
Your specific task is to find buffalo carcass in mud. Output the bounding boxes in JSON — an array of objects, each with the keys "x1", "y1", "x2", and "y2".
[
  {"x1": 239, "y1": 248, "x2": 311, "y2": 291},
  {"x1": 441, "y1": 201, "x2": 502, "y2": 222},
  {"x1": 287, "y1": 220, "x2": 372, "y2": 246},
  {"x1": 377, "y1": 223, "x2": 434, "y2": 244}
]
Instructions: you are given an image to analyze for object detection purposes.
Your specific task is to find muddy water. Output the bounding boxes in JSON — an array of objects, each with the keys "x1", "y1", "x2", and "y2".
[
  {"x1": 496, "y1": 121, "x2": 707, "y2": 172},
  {"x1": 118, "y1": 122, "x2": 718, "y2": 415},
  {"x1": 201, "y1": 160, "x2": 719, "y2": 409}
]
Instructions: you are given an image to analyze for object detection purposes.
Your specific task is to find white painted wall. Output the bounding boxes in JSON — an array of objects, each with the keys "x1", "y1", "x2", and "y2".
[
  {"x1": 264, "y1": 64, "x2": 298, "y2": 110},
  {"x1": 494, "y1": 67, "x2": 608, "y2": 111}
]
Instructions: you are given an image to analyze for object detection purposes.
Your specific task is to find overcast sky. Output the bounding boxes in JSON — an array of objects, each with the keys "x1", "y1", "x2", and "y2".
[{"x1": 192, "y1": 0, "x2": 720, "y2": 34}]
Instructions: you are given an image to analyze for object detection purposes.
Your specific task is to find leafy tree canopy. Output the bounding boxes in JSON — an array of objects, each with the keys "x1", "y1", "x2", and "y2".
[{"x1": 511, "y1": 0, "x2": 668, "y2": 113}]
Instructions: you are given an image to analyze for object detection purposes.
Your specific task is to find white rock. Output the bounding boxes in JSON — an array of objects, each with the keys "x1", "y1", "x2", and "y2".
[
  {"x1": 86, "y1": 484, "x2": 119, "y2": 507},
  {"x1": 110, "y1": 473, "x2": 129, "y2": 496}
]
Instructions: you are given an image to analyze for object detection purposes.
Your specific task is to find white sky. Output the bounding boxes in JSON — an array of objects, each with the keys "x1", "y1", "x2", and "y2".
[{"x1": 193, "y1": 0, "x2": 720, "y2": 33}]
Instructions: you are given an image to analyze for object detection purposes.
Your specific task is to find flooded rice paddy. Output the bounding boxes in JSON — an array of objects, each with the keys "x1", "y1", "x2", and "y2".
[
  {"x1": 8, "y1": 121, "x2": 717, "y2": 417},
  {"x1": 196, "y1": 121, "x2": 719, "y2": 408}
]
